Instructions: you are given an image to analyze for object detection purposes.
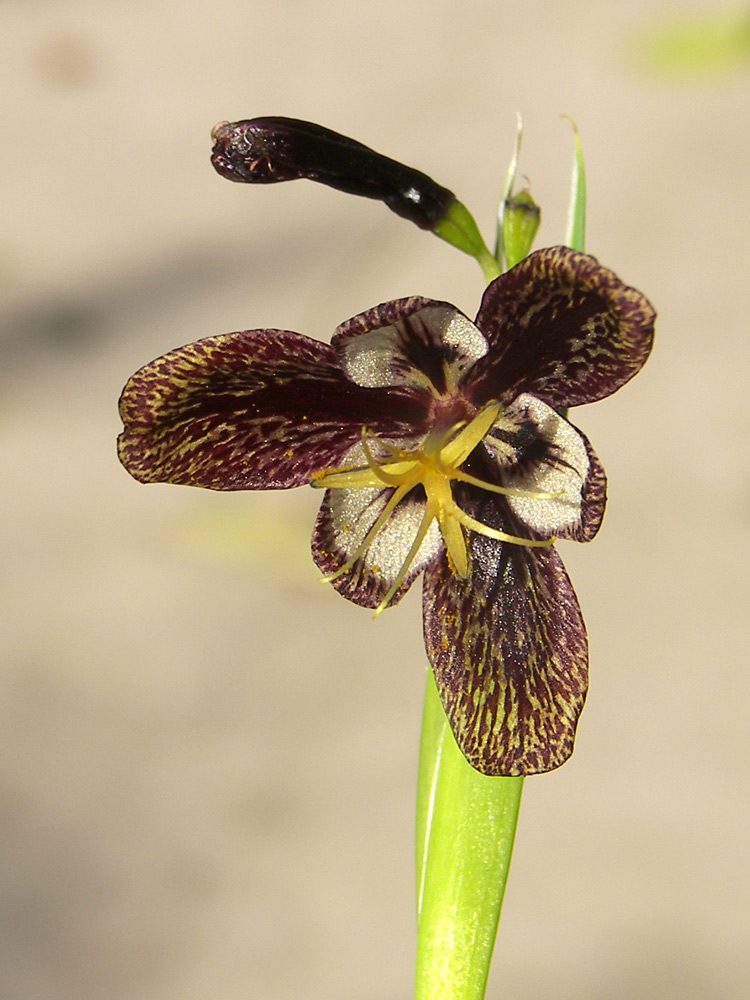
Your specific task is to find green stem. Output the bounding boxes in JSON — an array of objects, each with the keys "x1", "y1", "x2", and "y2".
[{"x1": 415, "y1": 669, "x2": 523, "y2": 1000}]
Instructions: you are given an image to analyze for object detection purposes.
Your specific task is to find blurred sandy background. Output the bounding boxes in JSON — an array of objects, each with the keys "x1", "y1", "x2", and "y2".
[{"x1": 2, "y1": 2, "x2": 749, "y2": 998}]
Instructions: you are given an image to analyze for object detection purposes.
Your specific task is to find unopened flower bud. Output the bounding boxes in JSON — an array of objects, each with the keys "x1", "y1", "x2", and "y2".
[
  {"x1": 501, "y1": 189, "x2": 540, "y2": 270},
  {"x1": 211, "y1": 117, "x2": 455, "y2": 230},
  {"x1": 211, "y1": 117, "x2": 501, "y2": 281}
]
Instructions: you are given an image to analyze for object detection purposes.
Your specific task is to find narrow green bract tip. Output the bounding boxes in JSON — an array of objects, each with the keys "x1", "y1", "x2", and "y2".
[{"x1": 563, "y1": 115, "x2": 587, "y2": 253}]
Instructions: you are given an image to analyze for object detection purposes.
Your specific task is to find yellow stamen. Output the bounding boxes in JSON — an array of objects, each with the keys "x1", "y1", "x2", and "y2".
[{"x1": 313, "y1": 402, "x2": 556, "y2": 615}]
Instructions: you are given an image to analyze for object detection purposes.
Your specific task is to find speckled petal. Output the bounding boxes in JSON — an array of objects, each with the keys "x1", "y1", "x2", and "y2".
[
  {"x1": 311, "y1": 448, "x2": 443, "y2": 608},
  {"x1": 483, "y1": 393, "x2": 606, "y2": 542},
  {"x1": 470, "y1": 246, "x2": 655, "y2": 409},
  {"x1": 332, "y1": 297, "x2": 488, "y2": 396},
  {"x1": 118, "y1": 329, "x2": 426, "y2": 489},
  {"x1": 422, "y1": 491, "x2": 588, "y2": 776}
]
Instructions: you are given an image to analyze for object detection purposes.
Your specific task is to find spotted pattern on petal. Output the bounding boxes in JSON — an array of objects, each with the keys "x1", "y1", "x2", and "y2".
[
  {"x1": 118, "y1": 329, "x2": 426, "y2": 490},
  {"x1": 470, "y1": 246, "x2": 655, "y2": 409},
  {"x1": 422, "y1": 490, "x2": 588, "y2": 776}
]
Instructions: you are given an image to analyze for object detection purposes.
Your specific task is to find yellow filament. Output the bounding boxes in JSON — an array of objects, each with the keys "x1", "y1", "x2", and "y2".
[
  {"x1": 361, "y1": 430, "x2": 418, "y2": 488},
  {"x1": 452, "y1": 507, "x2": 554, "y2": 547},
  {"x1": 449, "y1": 468, "x2": 562, "y2": 500},
  {"x1": 373, "y1": 502, "x2": 438, "y2": 618}
]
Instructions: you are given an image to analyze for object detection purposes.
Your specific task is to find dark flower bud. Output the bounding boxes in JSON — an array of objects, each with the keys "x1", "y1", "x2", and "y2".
[{"x1": 210, "y1": 117, "x2": 455, "y2": 230}]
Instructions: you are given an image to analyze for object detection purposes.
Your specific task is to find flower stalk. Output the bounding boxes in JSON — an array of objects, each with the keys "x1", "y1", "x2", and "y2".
[{"x1": 416, "y1": 671, "x2": 523, "y2": 1000}]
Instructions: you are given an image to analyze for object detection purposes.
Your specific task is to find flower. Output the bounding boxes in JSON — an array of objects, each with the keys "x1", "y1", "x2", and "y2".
[{"x1": 118, "y1": 246, "x2": 654, "y2": 775}]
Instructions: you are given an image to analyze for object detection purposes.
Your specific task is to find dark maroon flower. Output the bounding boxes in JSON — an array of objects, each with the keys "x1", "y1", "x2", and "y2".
[{"x1": 118, "y1": 247, "x2": 654, "y2": 775}]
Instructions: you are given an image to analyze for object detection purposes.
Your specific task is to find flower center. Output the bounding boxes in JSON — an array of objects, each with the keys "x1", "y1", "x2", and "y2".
[{"x1": 312, "y1": 402, "x2": 556, "y2": 616}]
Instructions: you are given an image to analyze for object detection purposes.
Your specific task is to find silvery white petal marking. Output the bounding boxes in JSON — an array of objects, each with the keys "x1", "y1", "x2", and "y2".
[
  {"x1": 339, "y1": 306, "x2": 488, "y2": 391},
  {"x1": 500, "y1": 393, "x2": 590, "y2": 536},
  {"x1": 441, "y1": 310, "x2": 489, "y2": 375}
]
